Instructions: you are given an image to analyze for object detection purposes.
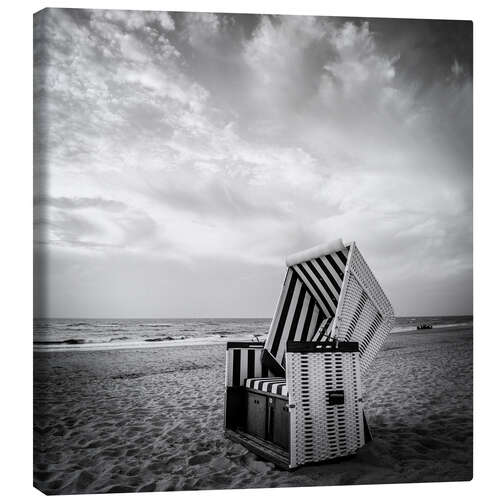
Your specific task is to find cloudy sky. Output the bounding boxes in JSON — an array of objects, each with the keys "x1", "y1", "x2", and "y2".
[{"x1": 34, "y1": 9, "x2": 472, "y2": 318}]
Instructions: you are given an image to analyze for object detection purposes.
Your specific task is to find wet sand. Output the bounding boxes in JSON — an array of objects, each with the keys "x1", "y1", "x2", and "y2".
[{"x1": 33, "y1": 326, "x2": 472, "y2": 494}]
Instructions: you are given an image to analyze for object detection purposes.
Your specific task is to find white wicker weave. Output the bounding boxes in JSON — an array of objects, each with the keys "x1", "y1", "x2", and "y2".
[
  {"x1": 286, "y1": 350, "x2": 365, "y2": 467},
  {"x1": 332, "y1": 243, "x2": 395, "y2": 374}
]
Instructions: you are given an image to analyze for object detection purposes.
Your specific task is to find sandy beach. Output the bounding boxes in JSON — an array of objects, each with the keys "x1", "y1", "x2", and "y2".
[{"x1": 34, "y1": 325, "x2": 472, "y2": 494}]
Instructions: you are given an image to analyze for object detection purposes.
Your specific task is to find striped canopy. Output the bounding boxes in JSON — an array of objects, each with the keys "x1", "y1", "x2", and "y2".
[{"x1": 263, "y1": 239, "x2": 350, "y2": 375}]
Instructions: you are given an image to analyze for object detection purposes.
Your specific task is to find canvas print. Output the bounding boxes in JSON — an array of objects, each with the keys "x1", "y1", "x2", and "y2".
[{"x1": 33, "y1": 8, "x2": 473, "y2": 495}]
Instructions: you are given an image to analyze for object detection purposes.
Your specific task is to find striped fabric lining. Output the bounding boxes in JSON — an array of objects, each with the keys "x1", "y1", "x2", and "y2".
[
  {"x1": 262, "y1": 246, "x2": 349, "y2": 373},
  {"x1": 311, "y1": 317, "x2": 334, "y2": 341},
  {"x1": 226, "y1": 347, "x2": 268, "y2": 387},
  {"x1": 291, "y1": 248, "x2": 348, "y2": 317},
  {"x1": 263, "y1": 268, "x2": 324, "y2": 372},
  {"x1": 245, "y1": 377, "x2": 288, "y2": 397}
]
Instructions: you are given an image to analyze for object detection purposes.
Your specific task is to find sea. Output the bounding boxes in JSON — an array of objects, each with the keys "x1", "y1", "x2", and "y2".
[{"x1": 33, "y1": 316, "x2": 473, "y2": 352}]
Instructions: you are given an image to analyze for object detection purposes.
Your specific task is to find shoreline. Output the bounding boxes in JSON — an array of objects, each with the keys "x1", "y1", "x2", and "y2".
[{"x1": 33, "y1": 322, "x2": 473, "y2": 353}]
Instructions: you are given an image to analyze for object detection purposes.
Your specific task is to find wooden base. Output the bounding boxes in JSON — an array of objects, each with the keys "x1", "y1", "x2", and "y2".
[
  {"x1": 225, "y1": 429, "x2": 361, "y2": 470},
  {"x1": 225, "y1": 387, "x2": 372, "y2": 470},
  {"x1": 225, "y1": 429, "x2": 293, "y2": 470}
]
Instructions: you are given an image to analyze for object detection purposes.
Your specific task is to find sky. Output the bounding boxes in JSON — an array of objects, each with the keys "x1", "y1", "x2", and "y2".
[{"x1": 34, "y1": 9, "x2": 473, "y2": 318}]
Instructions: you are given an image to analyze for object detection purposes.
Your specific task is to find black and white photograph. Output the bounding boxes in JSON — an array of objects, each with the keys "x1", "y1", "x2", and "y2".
[{"x1": 33, "y1": 7, "x2": 472, "y2": 495}]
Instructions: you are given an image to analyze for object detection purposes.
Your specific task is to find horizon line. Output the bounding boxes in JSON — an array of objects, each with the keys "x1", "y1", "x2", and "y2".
[{"x1": 34, "y1": 314, "x2": 474, "y2": 320}]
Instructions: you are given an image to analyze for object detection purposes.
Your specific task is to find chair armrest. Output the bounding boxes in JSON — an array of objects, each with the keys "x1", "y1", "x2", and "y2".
[
  {"x1": 286, "y1": 340, "x2": 359, "y2": 353},
  {"x1": 226, "y1": 341, "x2": 264, "y2": 349}
]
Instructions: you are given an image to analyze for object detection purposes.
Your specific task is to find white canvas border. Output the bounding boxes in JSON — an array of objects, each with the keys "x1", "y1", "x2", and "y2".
[{"x1": 1, "y1": 1, "x2": 496, "y2": 499}]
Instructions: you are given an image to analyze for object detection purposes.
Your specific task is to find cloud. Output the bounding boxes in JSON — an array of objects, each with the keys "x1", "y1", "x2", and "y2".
[
  {"x1": 451, "y1": 59, "x2": 463, "y2": 78},
  {"x1": 182, "y1": 12, "x2": 221, "y2": 49},
  {"x1": 35, "y1": 193, "x2": 160, "y2": 253},
  {"x1": 35, "y1": 10, "x2": 472, "y2": 316},
  {"x1": 92, "y1": 9, "x2": 175, "y2": 32},
  {"x1": 39, "y1": 196, "x2": 127, "y2": 212}
]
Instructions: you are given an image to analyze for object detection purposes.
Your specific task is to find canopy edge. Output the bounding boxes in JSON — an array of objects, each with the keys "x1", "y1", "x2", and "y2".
[{"x1": 285, "y1": 238, "x2": 347, "y2": 267}]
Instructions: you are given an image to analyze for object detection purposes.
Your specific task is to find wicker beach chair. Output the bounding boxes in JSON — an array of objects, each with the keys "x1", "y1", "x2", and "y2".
[{"x1": 224, "y1": 239, "x2": 394, "y2": 469}]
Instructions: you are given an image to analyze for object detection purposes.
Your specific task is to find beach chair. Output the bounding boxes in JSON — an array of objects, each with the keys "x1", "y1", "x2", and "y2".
[{"x1": 224, "y1": 239, "x2": 394, "y2": 469}]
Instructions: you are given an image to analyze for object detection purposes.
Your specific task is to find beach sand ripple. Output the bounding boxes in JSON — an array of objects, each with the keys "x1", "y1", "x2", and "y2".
[{"x1": 34, "y1": 326, "x2": 472, "y2": 494}]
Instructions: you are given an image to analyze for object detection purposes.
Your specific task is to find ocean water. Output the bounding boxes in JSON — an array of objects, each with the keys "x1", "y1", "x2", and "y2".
[{"x1": 33, "y1": 316, "x2": 473, "y2": 352}]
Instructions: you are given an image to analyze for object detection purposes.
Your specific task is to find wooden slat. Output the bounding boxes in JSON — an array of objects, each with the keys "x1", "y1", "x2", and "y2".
[{"x1": 225, "y1": 429, "x2": 292, "y2": 470}]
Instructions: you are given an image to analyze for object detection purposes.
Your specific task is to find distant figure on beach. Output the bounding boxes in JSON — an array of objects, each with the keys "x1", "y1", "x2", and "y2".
[{"x1": 417, "y1": 323, "x2": 433, "y2": 330}]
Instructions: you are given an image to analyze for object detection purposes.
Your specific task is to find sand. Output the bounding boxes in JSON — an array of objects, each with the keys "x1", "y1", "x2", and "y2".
[{"x1": 33, "y1": 325, "x2": 473, "y2": 494}]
